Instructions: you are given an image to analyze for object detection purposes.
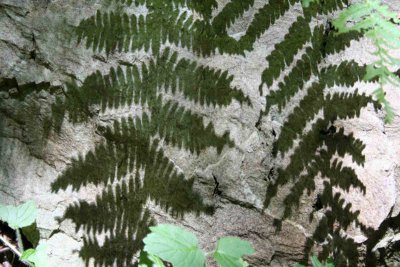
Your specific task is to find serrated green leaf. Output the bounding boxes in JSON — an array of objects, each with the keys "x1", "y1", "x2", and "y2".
[
  {"x1": 373, "y1": 87, "x2": 395, "y2": 123},
  {"x1": 364, "y1": 65, "x2": 383, "y2": 81},
  {"x1": 0, "y1": 201, "x2": 37, "y2": 229},
  {"x1": 213, "y1": 237, "x2": 254, "y2": 267},
  {"x1": 310, "y1": 256, "x2": 323, "y2": 267},
  {"x1": 143, "y1": 224, "x2": 205, "y2": 267},
  {"x1": 333, "y1": 0, "x2": 400, "y2": 125},
  {"x1": 20, "y1": 244, "x2": 51, "y2": 267}
]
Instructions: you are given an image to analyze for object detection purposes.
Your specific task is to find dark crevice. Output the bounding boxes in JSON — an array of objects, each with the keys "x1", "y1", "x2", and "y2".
[
  {"x1": 271, "y1": 128, "x2": 276, "y2": 137},
  {"x1": 48, "y1": 228, "x2": 62, "y2": 239},
  {"x1": 29, "y1": 32, "x2": 37, "y2": 60},
  {"x1": 255, "y1": 112, "x2": 262, "y2": 129},
  {"x1": 267, "y1": 167, "x2": 275, "y2": 181},
  {"x1": 222, "y1": 195, "x2": 261, "y2": 212},
  {"x1": 212, "y1": 173, "x2": 222, "y2": 196},
  {"x1": 312, "y1": 194, "x2": 323, "y2": 211}
]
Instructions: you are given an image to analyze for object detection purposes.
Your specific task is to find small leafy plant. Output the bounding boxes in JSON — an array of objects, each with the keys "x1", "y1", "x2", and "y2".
[
  {"x1": 0, "y1": 201, "x2": 51, "y2": 267},
  {"x1": 333, "y1": 0, "x2": 400, "y2": 123},
  {"x1": 303, "y1": 0, "x2": 400, "y2": 123},
  {"x1": 302, "y1": 0, "x2": 400, "y2": 123},
  {"x1": 295, "y1": 255, "x2": 334, "y2": 267},
  {"x1": 139, "y1": 224, "x2": 254, "y2": 267}
]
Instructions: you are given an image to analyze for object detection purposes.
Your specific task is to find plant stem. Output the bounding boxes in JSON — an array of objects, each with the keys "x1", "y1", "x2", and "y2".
[
  {"x1": 0, "y1": 247, "x2": 10, "y2": 254},
  {"x1": 16, "y1": 229, "x2": 24, "y2": 252},
  {"x1": 0, "y1": 235, "x2": 31, "y2": 267},
  {"x1": 0, "y1": 235, "x2": 21, "y2": 257}
]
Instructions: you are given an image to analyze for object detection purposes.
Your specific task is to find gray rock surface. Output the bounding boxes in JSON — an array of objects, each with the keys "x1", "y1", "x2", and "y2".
[{"x1": 1, "y1": 0, "x2": 400, "y2": 266}]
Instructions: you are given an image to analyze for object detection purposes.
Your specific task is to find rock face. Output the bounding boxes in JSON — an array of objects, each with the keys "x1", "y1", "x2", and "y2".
[{"x1": 1, "y1": 0, "x2": 400, "y2": 266}]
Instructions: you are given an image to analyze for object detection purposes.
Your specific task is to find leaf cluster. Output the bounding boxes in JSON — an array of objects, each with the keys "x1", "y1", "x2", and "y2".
[
  {"x1": 140, "y1": 224, "x2": 254, "y2": 267},
  {"x1": 0, "y1": 201, "x2": 52, "y2": 267}
]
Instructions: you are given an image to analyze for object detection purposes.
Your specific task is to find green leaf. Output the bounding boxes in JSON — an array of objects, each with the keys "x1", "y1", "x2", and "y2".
[
  {"x1": 294, "y1": 264, "x2": 306, "y2": 267},
  {"x1": 143, "y1": 224, "x2": 205, "y2": 267},
  {"x1": 335, "y1": 0, "x2": 400, "y2": 125},
  {"x1": 364, "y1": 65, "x2": 383, "y2": 81},
  {"x1": 138, "y1": 251, "x2": 165, "y2": 267},
  {"x1": 240, "y1": 259, "x2": 249, "y2": 267},
  {"x1": 21, "y1": 248, "x2": 36, "y2": 260},
  {"x1": 373, "y1": 87, "x2": 395, "y2": 123},
  {"x1": 22, "y1": 223, "x2": 40, "y2": 247},
  {"x1": 0, "y1": 201, "x2": 37, "y2": 229},
  {"x1": 20, "y1": 244, "x2": 51, "y2": 267},
  {"x1": 310, "y1": 256, "x2": 323, "y2": 267},
  {"x1": 325, "y1": 258, "x2": 335, "y2": 267},
  {"x1": 213, "y1": 237, "x2": 254, "y2": 267}
]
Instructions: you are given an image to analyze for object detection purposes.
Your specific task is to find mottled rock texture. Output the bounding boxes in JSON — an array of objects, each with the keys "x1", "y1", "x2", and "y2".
[{"x1": 1, "y1": 0, "x2": 400, "y2": 266}]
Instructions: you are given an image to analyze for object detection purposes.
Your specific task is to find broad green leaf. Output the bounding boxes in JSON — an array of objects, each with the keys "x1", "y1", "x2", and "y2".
[
  {"x1": 0, "y1": 204, "x2": 9, "y2": 223},
  {"x1": 138, "y1": 251, "x2": 164, "y2": 267},
  {"x1": 21, "y1": 248, "x2": 36, "y2": 259},
  {"x1": 20, "y1": 244, "x2": 51, "y2": 267},
  {"x1": 148, "y1": 255, "x2": 164, "y2": 267},
  {"x1": 0, "y1": 201, "x2": 37, "y2": 229},
  {"x1": 213, "y1": 237, "x2": 254, "y2": 267},
  {"x1": 143, "y1": 224, "x2": 205, "y2": 267},
  {"x1": 310, "y1": 256, "x2": 323, "y2": 267},
  {"x1": 294, "y1": 264, "x2": 306, "y2": 267}
]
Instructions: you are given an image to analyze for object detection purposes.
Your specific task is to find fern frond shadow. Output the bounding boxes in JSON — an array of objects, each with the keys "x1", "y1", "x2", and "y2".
[
  {"x1": 0, "y1": 78, "x2": 59, "y2": 101},
  {"x1": 52, "y1": 119, "x2": 213, "y2": 265},
  {"x1": 52, "y1": 48, "x2": 249, "y2": 130},
  {"x1": 261, "y1": 4, "x2": 378, "y2": 264}
]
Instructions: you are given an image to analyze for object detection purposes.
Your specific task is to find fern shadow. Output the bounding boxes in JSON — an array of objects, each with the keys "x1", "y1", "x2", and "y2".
[
  {"x1": 260, "y1": 1, "x2": 382, "y2": 265},
  {"x1": 49, "y1": 1, "x2": 263, "y2": 265}
]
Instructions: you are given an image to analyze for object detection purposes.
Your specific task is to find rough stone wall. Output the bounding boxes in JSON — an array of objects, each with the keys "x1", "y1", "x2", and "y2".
[{"x1": 0, "y1": 0, "x2": 400, "y2": 266}]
